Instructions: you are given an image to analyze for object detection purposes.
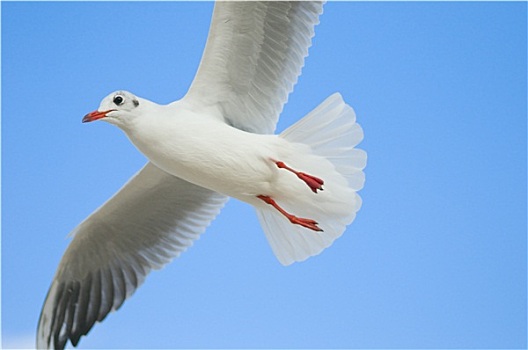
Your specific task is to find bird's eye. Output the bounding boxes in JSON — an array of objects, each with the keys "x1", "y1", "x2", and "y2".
[{"x1": 113, "y1": 95, "x2": 125, "y2": 106}]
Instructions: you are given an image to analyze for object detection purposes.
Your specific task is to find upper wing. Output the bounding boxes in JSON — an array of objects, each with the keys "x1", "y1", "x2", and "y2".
[
  {"x1": 183, "y1": 1, "x2": 324, "y2": 134},
  {"x1": 36, "y1": 163, "x2": 228, "y2": 349}
]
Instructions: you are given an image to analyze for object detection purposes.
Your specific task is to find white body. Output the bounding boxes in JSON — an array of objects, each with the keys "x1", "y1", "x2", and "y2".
[
  {"x1": 120, "y1": 96, "x2": 363, "y2": 233},
  {"x1": 108, "y1": 92, "x2": 365, "y2": 265},
  {"x1": 125, "y1": 101, "x2": 282, "y2": 201}
]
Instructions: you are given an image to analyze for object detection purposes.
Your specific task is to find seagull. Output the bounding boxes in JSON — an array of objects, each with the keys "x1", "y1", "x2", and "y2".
[{"x1": 37, "y1": 2, "x2": 367, "y2": 349}]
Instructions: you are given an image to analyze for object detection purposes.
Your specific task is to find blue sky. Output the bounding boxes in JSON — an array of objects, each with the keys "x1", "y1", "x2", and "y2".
[{"x1": 2, "y1": 1, "x2": 526, "y2": 349}]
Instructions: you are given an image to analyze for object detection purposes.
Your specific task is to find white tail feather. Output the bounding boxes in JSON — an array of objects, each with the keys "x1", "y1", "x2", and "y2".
[{"x1": 257, "y1": 93, "x2": 366, "y2": 265}]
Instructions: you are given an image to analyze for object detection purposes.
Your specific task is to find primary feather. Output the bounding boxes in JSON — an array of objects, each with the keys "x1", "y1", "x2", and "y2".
[{"x1": 37, "y1": 164, "x2": 227, "y2": 348}]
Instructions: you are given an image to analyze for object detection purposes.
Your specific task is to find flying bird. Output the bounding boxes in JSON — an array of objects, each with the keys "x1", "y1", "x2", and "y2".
[{"x1": 37, "y1": 2, "x2": 367, "y2": 349}]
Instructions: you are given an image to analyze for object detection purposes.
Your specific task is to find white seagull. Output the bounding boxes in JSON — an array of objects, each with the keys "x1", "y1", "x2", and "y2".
[{"x1": 37, "y1": 2, "x2": 367, "y2": 349}]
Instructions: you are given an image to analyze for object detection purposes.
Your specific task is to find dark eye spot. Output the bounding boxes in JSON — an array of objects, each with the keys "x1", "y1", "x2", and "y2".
[{"x1": 113, "y1": 95, "x2": 125, "y2": 106}]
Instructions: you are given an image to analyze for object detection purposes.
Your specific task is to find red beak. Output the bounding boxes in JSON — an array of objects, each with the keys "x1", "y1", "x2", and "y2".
[{"x1": 82, "y1": 109, "x2": 115, "y2": 123}]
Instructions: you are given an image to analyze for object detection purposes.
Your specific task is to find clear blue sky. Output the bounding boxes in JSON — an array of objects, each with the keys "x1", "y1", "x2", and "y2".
[{"x1": 2, "y1": 2, "x2": 526, "y2": 349}]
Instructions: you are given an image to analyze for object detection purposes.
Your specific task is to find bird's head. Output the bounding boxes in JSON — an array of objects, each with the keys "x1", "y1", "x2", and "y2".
[{"x1": 82, "y1": 90, "x2": 143, "y2": 127}]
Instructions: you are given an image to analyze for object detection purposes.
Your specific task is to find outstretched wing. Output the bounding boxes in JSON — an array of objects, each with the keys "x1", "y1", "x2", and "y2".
[
  {"x1": 37, "y1": 163, "x2": 228, "y2": 349},
  {"x1": 184, "y1": 1, "x2": 324, "y2": 134}
]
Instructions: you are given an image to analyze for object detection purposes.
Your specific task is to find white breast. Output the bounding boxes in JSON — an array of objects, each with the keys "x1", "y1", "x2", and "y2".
[{"x1": 124, "y1": 108, "x2": 284, "y2": 200}]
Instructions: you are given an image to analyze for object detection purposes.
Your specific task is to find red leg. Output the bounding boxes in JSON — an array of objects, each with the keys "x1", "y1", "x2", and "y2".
[
  {"x1": 275, "y1": 161, "x2": 324, "y2": 193},
  {"x1": 257, "y1": 195, "x2": 323, "y2": 232}
]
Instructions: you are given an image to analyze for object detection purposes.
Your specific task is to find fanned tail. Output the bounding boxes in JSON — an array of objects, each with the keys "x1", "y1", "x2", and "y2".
[{"x1": 256, "y1": 93, "x2": 367, "y2": 265}]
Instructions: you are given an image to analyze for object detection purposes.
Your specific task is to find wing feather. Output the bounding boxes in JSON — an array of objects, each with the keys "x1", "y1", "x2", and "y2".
[
  {"x1": 37, "y1": 163, "x2": 228, "y2": 349},
  {"x1": 184, "y1": 1, "x2": 324, "y2": 134}
]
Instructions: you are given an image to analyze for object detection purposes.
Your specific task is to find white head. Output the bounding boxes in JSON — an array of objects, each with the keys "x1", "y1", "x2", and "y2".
[{"x1": 82, "y1": 90, "x2": 145, "y2": 128}]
